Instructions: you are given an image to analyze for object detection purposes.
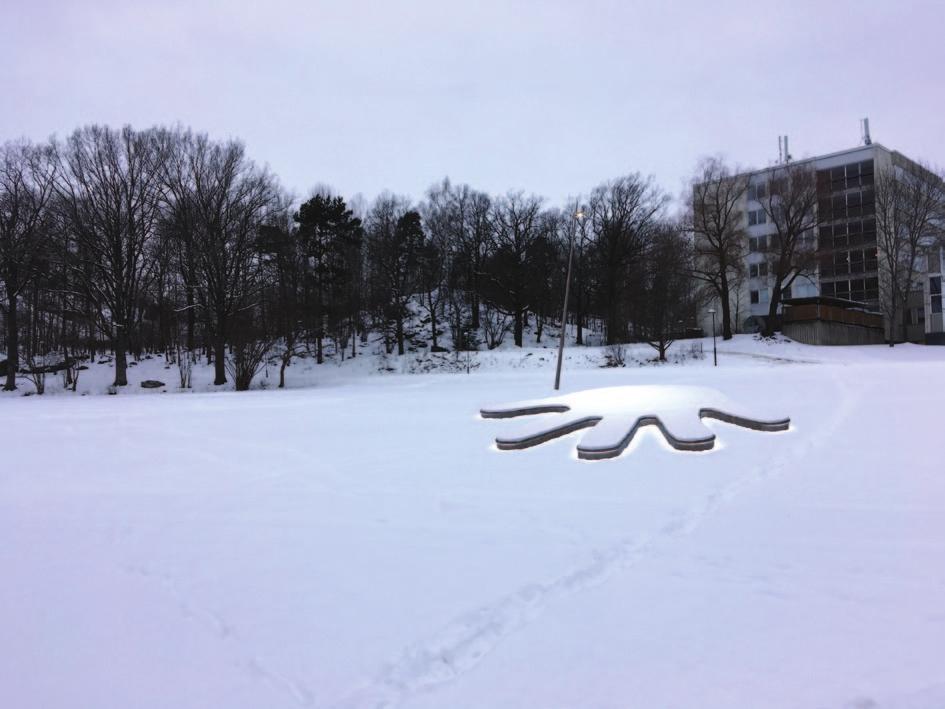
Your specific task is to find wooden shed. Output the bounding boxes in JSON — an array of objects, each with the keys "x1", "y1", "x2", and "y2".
[{"x1": 781, "y1": 296, "x2": 884, "y2": 346}]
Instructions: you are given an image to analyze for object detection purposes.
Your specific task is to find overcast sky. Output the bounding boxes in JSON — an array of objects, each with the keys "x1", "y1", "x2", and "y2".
[{"x1": 3, "y1": 0, "x2": 944, "y2": 207}]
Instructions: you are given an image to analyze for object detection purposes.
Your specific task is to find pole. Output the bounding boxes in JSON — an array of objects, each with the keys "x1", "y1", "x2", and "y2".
[
  {"x1": 712, "y1": 311, "x2": 718, "y2": 366},
  {"x1": 554, "y1": 213, "x2": 579, "y2": 390}
]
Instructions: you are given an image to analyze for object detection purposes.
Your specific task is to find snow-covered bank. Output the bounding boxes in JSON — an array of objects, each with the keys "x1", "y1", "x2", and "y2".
[
  {"x1": 0, "y1": 333, "x2": 891, "y2": 398},
  {"x1": 2, "y1": 342, "x2": 944, "y2": 708}
]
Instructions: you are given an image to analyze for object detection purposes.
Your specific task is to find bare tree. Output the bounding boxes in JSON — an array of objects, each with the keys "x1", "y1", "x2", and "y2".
[
  {"x1": 687, "y1": 157, "x2": 748, "y2": 340},
  {"x1": 756, "y1": 163, "x2": 820, "y2": 337},
  {"x1": 637, "y1": 223, "x2": 697, "y2": 361},
  {"x1": 588, "y1": 175, "x2": 666, "y2": 344},
  {"x1": 0, "y1": 140, "x2": 57, "y2": 390},
  {"x1": 56, "y1": 126, "x2": 164, "y2": 386},
  {"x1": 481, "y1": 192, "x2": 546, "y2": 347},
  {"x1": 161, "y1": 131, "x2": 276, "y2": 385},
  {"x1": 874, "y1": 162, "x2": 944, "y2": 344},
  {"x1": 365, "y1": 195, "x2": 421, "y2": 355}
]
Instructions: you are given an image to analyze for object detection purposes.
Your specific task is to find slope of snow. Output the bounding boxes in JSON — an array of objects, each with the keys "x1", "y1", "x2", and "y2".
[{"x1": 2, "y1": 339, "x2": 944, "y2": 708}]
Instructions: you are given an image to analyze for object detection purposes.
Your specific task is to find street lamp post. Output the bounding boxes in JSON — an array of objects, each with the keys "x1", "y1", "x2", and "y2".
[
  {"x1": 708, "y1": 308, "x2": 717, "y2": 366},
  {"x1": 554, "y1": 207, "x2": 583, "y2": 391}
]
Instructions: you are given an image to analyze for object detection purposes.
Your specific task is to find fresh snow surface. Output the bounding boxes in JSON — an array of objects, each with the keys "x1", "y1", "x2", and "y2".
[{"x1": 2, "y1": 335, "x2": 945, "y2": 708}]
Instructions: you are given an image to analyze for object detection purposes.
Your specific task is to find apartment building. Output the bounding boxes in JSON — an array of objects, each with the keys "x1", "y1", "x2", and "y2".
[{"x1": 698, "y1": 138, "x2": 944, "y2": 343}]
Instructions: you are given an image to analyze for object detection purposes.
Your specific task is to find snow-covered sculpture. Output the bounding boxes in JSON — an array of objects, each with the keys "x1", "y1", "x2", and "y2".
[{"x1": 481, "y1": 385, "x2": 789, "y2": 460}]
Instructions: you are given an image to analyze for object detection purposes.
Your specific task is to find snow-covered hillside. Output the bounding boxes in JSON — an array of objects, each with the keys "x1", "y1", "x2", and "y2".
[
  {"x1": 2, "y1": 337, "x2": 944, "y2": 708},
  {"x1": 0, "y1": 331, "x2": 707, "y2": 398}
]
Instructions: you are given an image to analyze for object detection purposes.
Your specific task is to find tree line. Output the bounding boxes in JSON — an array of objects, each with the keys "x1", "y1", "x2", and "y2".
[
  {"x1": 4, "y1": 126, "x2": 942, "y2": 393},
  {"x1": 0, "y1": 124, "x2": 700, "y2": 392}
]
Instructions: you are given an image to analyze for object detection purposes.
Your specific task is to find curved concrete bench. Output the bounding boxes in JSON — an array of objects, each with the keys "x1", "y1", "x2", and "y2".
[{"x1": 480, "y1": 404, "x2": 571, "y2": 419}]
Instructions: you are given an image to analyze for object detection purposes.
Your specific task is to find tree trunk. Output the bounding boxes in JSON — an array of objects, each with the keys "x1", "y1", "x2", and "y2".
[
  {"x1": 887, "y1": 289, "x2": 897, "y2": 346},
  {"x1": 576, "y1": 289, "x2": 584, "y2": 346},
  {"x1": 719, "y1": 271, "x2": 734, "y2": 340},
  {"x1": 429, "y1": 292, "x2": 438, "y2": 349},
  {"x1": 317, "y1": 335, "x2": 323, "y2": 364},
  {"x1": 213, "y1": 314, "x2": 227, "y2": 384},
  {"x1": 186, "y1": 286, "x2": 195, "y2": 352},
  {"x1": 113, "y1": 331, "x2": 129, "y2": 387},
  {"x1": 4, "y1": 292, "x2": 18, "y2": 391},
  {"x1": 396, "y1": 316, "x2": 405, "y2": 356},
  {"x1": 763, "y1": 277, "x2": 784, "y2": 337},
  {"x1": 513, "y1": 310, "x2": 523, "y2": 347},
  {"x1": 471, "y1": 292, "x2": 480, "y2": 330}
]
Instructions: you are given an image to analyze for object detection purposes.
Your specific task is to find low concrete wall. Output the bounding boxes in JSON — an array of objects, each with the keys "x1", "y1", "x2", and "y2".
[{"x1": 783, "y1": 319, "x2": 884, "y2": 346}]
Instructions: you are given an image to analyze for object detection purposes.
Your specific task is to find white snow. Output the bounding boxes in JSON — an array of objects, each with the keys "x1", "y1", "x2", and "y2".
[{"x1": 2, "y1": 336, "x2": 944, "y2": 708}]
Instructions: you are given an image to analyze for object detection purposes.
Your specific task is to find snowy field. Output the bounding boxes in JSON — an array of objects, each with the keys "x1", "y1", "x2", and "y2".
[{"x1": 2, "y1": 336, "x2": 945, "y2": 708}]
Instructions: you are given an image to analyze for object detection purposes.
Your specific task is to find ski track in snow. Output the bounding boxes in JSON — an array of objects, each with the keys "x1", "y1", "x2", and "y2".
[
  {"x1": 120, "y1": 562, "x2": 316, "y2": 707},
  {"x1": 329, "y1": 377, "x2": 859, "y2": 709}
]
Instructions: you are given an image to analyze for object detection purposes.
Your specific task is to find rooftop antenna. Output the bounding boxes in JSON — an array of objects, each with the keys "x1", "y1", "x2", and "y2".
[
  {"x1": 778, "y1": 136, "x2": 783, "y2": 164},
  {"x1": 861, "y1": 117, "x2": 872, "y2": 145},
  {"x1": 784, "y1": 135, "x2": 792, "y2": 163}
]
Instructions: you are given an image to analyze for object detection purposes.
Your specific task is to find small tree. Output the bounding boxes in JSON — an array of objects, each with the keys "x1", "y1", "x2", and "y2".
[
  {"x1": 225, "y1": 307, "x2": 276, "y2": 391},
  {"x1": 687, "y1": 157, "x2": 748, "y2": 340},
  {"x1": 637, "y1": 224, "x2": 697, "y2": 361}
]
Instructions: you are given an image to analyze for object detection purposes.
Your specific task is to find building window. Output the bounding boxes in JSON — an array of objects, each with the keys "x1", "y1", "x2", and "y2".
[
  {"x1": 748, "y1": 209, "x2": 766, "y2": 226},
  {"x1": 850, "y1": 279, "x2": 866, "y2": 301},
  {"x1": 759, "y1": 288, "x2": 770, "y2": 304},
  {"x1": 749, "y1": 236, "x2": 767, "y2": 252},
  {"x1": 834, "y1": 251, "x2": 849, "y2": 275},
  {"x1": 850, "y1": 249, "x2": 864, "y2": 273},
  {"x1": 750, "y1": 290, "x2": 759, "y2": 304},
  {"x1": 833, "y1": 222, "x2": 848, "y2": 247},
  {"x1": 932, "y1": 276, "x2": 942, "y2": 314},
  {"x1": 748, "y1": 183, "x2": 766, "y2": 201},
  {"x1": 848, "y1": 220, "x2": 863, "y2": 245},
  {"x1": 929, "y1": 249, "x2": 942, "y2": 274},
  {"x1": 847, "y1": 190, "x2": 862, "y2": 217}
]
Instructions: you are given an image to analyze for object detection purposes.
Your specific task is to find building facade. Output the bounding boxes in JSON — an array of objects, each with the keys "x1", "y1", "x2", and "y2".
[{"x1": 698, "y1": 142, "x2": 944, "y2": 343}]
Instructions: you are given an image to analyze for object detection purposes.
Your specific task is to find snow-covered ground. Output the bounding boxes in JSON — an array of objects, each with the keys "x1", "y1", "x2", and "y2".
[{"x1": 2, "y1": 336, "x2": 944, "y2": 708}]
